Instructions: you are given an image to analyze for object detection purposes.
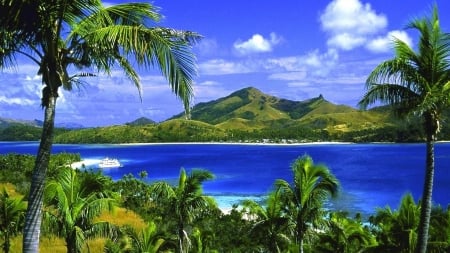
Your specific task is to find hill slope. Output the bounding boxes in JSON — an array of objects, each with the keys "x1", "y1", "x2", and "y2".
[
  {"x1": 51, "y1": 86, "x2": 434, "y2": 143},
  {"x1": 172, "y1": 87, "x2": 393, "y2": 133}
]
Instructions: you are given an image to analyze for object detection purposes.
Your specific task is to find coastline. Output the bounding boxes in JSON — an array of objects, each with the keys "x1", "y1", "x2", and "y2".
[
  {"x1": 117, "y1": 141, "x2": 356, "y2": 146},
  {"x1": 5, "y1": 141, "x2": 449, "y2": 217},
  {"x1": 5, "y1": 140, "x2": 450, "y2": 146},
  {"x1": 68, "y1": 140, "x2": 450, "y2": 147}
]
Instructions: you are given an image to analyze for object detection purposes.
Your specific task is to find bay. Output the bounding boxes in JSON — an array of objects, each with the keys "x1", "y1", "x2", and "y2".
[{"x1": 1, "y1": 141, "x2": 449, "y2": 216}]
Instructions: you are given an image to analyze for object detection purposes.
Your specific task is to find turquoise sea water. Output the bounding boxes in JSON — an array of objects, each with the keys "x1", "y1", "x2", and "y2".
[{"x1": 1, "y1": 142, "x2": 449, "y2": 216}]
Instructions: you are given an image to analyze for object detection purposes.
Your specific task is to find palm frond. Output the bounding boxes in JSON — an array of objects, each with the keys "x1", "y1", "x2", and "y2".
[
  {"x1": 86, "y1": 220, "x2": 119, "y2": 239},
  {"x1": 67, "y1": 3, "x2": 201, "y2": 111},
  {"x1": 149, "y1": 181, "x2": 176, "y2": 200}
]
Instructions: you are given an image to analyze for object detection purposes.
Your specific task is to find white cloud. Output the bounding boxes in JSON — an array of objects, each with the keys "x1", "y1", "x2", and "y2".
[
  {"x1": 327, "y1": 33, "x2": 366, "y2": 51},
  {"x1": 266, "y1": 57, "x2": 302, "y2": 72},
  {"x1": 193, "y1": 85, "x2": 230, "y2": 101},
  {"x1": 198, "y1": 59, "x2": 252, "y2": 75},
  {"x1": 233, "y1": 33, "x2": 281, "y2": 55},
  {"x1": 320, "y1": 0, "x2": 387, "y2": 51},
  {"x1": 0, "y1": 95, "x2": 36, "y2": 106},
  {"x1": 25, "y1": 75, "x2": 41, "y2": 81},
  {"x1": 194, "y1": 38, "x2": 221, "y2": 56},
  {"x1": 197, "y1": 80, "x2": 220, "y2": 86},
  {"x1": 269, "y1": 72, "x2": 307, "y2": 81},
  {"x1": 268, "y1": 49, "x2": 339, "y2": 78},
  {"x1": 366, "y1": 30, "x2": 413, "y2": 53}
]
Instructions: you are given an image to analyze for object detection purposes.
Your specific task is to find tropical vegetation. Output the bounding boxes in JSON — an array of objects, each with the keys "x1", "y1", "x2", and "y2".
[
  {"x1": 242, "y1": 188, "x2": 292, "y2": 253},
  {"x1": 0, "y1": 152, "x2": 449, "y2": 252},
  {"x1": 5, "y1": 86, "x2": 448, "y2": 143},
  {"x1": 275, "y1": 155, "x2": 339, "y2": 253},
  {"x1": 0, "y1": 188, "x2": 27, "y2": 253},
  {"x1": 1, "y1": 1, "x2": 449, "y2": 253},
  {"x1": 358, "y1": 5, "x2": 450, "y2": 252},
  {"x1": 43, "y1": 167, "x2": 117, "y2": 253},
  {"x1": 0, "y1": 0, "x2": 200, "y2": 251},
  {"x1": 149, "y1": 168, "x2": 216, "y2": 253}
]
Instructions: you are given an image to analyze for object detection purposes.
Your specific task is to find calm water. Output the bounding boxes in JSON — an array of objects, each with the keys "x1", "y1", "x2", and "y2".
[{"x1": 1, "y1": 142, "x2": 449, "y2": 216}]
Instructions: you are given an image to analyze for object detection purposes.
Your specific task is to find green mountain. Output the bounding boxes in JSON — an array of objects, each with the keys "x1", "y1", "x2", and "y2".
[
  {"x1": 172, "y1": 87, "x2": 394, "y2": 133},
  {"x1": 126, "y1": 117, "x2": 156, "y2": 126},
  {"x1": 48, "y1": 86, "x2": 450, "y2": 143},
  {"x1": 0, "y1": 117, "x2": 43, "y2": 129},
  {"x1": 0, "y1": 117, "x2": 78, "y2": 141},
  {"x1": 175, "y1": 87, "x2": 291, "y2": 124},
  {"x1": 54, "y1": 119, "x2": 227, "y2": 143}
]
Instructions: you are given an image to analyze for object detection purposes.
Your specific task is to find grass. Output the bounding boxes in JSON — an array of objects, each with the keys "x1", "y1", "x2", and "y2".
[
  {"x1": 2, "y1": 183, "x2": 148, "y2": 252},
  {"x1": 97, "y1": 207, "x2": 147, "y2": 231},
  {"x1": 0, "y1": 182, "x2": 22, "y2": 197}
]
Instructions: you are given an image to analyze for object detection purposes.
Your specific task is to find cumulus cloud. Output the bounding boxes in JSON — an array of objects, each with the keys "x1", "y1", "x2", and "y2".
[
  {"x1": 233, "y1": 33, "x2": 282, "y2": 55},
  {"x1": 366, "y1": 30, "x2": 413, "y2": 53},
  {"x1": 320, "y1": 0, "x2": 387, "y2": 51}
]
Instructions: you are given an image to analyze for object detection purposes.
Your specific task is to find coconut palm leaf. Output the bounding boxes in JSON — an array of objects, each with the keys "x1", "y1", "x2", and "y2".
[
  {"x1": 150, "y1": 168, "x2": 214, "y2": 253},
  {"x1": 44, "y1": 167, "x2": 117, "y2": 253},
  {"x1": 275, "y1": 154, "x2": 339, "y2": 253}
]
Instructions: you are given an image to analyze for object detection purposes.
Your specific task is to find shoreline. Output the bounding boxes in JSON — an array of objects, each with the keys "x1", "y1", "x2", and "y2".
[
  {"x1": 109, "y1": 141, "x2": 355, "y2": 146},
  {"x1": 5, "y1": 140, "x2": 450, "y2": 146},
  {"x1": 60, "y1": 140, "x2": 450, "y2": 146}
]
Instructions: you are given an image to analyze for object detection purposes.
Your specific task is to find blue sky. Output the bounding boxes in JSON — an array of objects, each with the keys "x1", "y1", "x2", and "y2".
[{"x1": 1, "y1": 0, "x2": 449, "y2": 127}]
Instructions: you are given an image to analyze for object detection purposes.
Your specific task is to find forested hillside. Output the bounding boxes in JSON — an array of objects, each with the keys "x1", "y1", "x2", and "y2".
[{"x1": 3, "y1": 87, "x2": 450, "y2": 143}]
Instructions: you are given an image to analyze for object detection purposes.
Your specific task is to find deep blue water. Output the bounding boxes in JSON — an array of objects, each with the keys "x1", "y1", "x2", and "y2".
[{"x1": 1, "y1": 142, "x2": 449, "y2": 216}]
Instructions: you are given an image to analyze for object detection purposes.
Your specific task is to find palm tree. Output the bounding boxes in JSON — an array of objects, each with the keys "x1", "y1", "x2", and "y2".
[
  {"x1": 105, "y1": 221, "x2": 166, "y2": 253},
  {"x1": 315, "y1": 212, "x2": 375, "y2": 253},
  {"x1": 358, "y1": 6, "x2": 450, "y2": 253},
  {"x1": 275, "y1": 154, "x2": 339, "y2": 253},
  {"x1": 150, "y1": 168, "x2": 215, "y2": 253},
  {"x1": 0, "y1": 188, "x2": 27, "y2": 253},
  {"x1": 0, "y1": 2, "x2": 200, "y2": 252},
  {"x1": 242, "y1": 188, "x2": 292, "y2": 253},
  {"x1": 43, "y1": 167, "x2": 117, "y2": 253},
  {"x1": 369, "y1": 193, "x2": 420, "y2": 253},
  {"x1": 427, "y1": 205, "x2": 450, "y2": 251}
]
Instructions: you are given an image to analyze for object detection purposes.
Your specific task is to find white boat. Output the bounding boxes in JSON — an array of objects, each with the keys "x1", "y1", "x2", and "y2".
[{"x1": 98, "y1": 157, "x2": 122, "y2": 168}]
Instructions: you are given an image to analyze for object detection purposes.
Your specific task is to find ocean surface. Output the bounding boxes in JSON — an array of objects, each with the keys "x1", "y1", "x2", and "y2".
[{"x1": 1, "y1": 141, "x2": 449, "y2": 216}]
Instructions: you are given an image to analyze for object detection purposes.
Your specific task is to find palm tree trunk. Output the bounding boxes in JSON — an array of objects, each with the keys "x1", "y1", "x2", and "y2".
[
  {"x1": 4, "y1": 230, "x2": 10, "y2": 253},
  {"x1": 22, "y1": 94, "x2": 57, "y2": 253},
  {"x1": 66, "y1": 234, "x2": 77, "y2": 253},
  {"x1": 415, "y1": 134, "x2": 435, "y2": 253},
  {"x1": 299, "y1": 239, "x2": 304, "y2": 253},
  {"x1": 178, "y1": 216, "x2": 184, "y2": 253},
  {"x1": 297, "y1": 221, "x2": 304, "y2": 253}
]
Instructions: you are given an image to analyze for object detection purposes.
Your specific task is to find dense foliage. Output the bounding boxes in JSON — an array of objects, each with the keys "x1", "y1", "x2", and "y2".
[
  {"x1": 0, "y1": 153, "x2": 80, "y2": 195},
  {"x1": 0, "y1": 124, "x2": 71, "y2": 141},
  {"x1": 4, "y1": 116, "x2": 450, "y2": 144},
  {"x1": 3, "y1": 85, "x2": 450, "y2": 144},
  {"x1": 48, "y1": 118, "x2": 444, "y2": 144},
  {"x1": 0, "y1": 153, "x2": 449, "y2": 252}
]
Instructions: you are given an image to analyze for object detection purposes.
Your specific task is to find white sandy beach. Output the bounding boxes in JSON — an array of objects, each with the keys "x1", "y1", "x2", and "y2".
[{"x1": 113, "y1": 141, "x2": 355, "y2": 146}]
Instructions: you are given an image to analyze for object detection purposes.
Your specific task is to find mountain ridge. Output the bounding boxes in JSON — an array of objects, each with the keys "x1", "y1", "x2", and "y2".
[
  {"x1": 172, "y1": 87, "x2": 355, "y2": 124},
  {"x1": 5, "y1": 86, "x2": 446, "y2": 143}
]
